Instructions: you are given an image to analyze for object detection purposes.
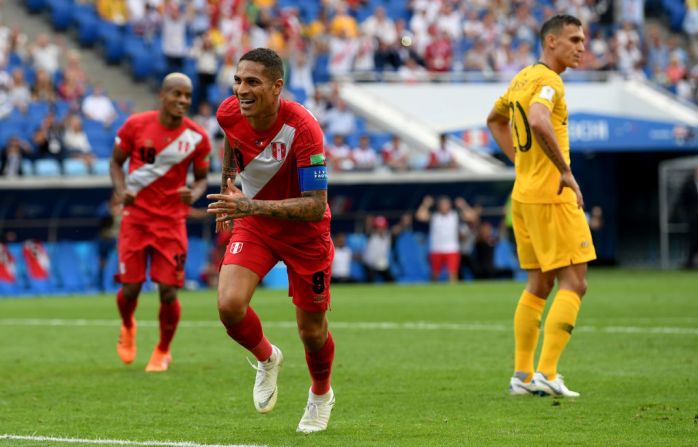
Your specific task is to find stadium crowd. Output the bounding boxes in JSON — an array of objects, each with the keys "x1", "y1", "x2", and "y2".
[{"x1": 2, "y1": 0, "x2": 697, "y2": 177}]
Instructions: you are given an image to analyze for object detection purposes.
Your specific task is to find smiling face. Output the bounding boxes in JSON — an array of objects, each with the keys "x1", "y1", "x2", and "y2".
[
  {"x1": 233, "y1": 60, "x2": 283, "y2": 123},
  {"x1": 160, "y1": 76, "x2": 192, "y2": 120}
]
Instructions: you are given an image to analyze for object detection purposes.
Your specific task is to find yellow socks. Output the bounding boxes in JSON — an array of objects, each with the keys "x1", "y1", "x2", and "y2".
[
  {"x1": 537, "y1": 290, "x2": 581, "y2": 380},
  {"x1": 514, "y1": 290, "x2": 546, "y2": 382}
]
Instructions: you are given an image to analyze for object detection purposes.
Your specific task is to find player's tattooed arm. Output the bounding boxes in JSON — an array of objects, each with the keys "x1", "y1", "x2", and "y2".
[
  {"x1": 221, "y1": 137, "x2": 237, "y2": 193},
  {"x1": 529, "y1": 103, "x2": 584, "y2": 208},
  {"x1": 529, "y1": 103, "x2": 568, "y2": 174},
  {"x1": 207, "y1": 182, "x2": 326, "y2": 222}
]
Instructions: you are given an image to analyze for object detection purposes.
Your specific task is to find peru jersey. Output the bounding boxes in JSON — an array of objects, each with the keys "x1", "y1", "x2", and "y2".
[
  {"x1": 116, "y1": 111, "x2": 211, "y2": 222},
  {"x1": 22, "y1": 240, "x2": 50, "y2": 280},
  {"x1": 0, "y1": 243, "x2": 16, "y2": 282},
  {"x1": 216, "y1": 96, "x2": 331, "y2": 243}
]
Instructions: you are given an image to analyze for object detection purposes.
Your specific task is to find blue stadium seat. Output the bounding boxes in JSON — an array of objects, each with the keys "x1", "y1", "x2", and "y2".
[
  {"x1": 93, "y1": 158, "x2": 111, "y2": 176},
  {"x1": 34, "y1": 158, "x2": 62, "y2": 176},
  {"x1": 25, "y1": 0, "x2": 47, "y2": 13},
  {"x1": 262, "y1": 262, "x2": 289, "y2": 289},
  {"x1": 21, "y1": 159, "x2": 34, "y2": 176},
  {"x1": 101, "y1": 248, "x2": 120, "y2": 292},
  {"x1": 48, "y1": 0, "x2": 73, "y2": 31},
  {"x1": 63, "y1": 158, "x2": 90, "y2": 176}
]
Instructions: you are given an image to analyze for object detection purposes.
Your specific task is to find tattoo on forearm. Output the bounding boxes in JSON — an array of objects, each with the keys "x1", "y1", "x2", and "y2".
[
  {"x1": 221, "y1": 140, "x2": 237, "y2": 190},
  {"x1": 536, "y1": 130, "x2": 568, "y2": 173},
  {"x1": 251, "y1": 192, "x2": 326, "y2": 221}
]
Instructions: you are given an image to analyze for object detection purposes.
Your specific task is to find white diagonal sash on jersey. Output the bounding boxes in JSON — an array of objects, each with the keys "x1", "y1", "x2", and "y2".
[
  {"x1": 239, "y1": 124, "x2": 296, "y2": 198},
  {"x1": 127, "y1": 129, "x2": 203, "y2": 193}
]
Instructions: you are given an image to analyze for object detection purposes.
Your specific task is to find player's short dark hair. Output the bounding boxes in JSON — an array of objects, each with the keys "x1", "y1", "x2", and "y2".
[
  {"x1": 540, "y1": 14, "x2": 582, "y2": 42},
  {"x1": 240, "y1": 48, "x2": 284, "y2": 81}
]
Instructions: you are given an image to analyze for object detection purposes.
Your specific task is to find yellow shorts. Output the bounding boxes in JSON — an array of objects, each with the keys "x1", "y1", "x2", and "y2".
[{"x1": 512, "y1": 199, "x2": 597, "y2": 272}]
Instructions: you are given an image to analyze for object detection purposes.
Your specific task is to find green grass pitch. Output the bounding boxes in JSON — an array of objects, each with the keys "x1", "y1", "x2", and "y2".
[{"x1": 1, "y1": 269, "x2": 697, "y2": 446}]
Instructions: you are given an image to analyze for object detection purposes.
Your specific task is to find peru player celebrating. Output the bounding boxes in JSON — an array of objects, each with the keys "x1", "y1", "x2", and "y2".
[
  {"x1": 207, "y1": 48, "x2": 335, "y2": 433},
  {"x1": 110, "y1": 73, "x2": 211, "y2": 372}
]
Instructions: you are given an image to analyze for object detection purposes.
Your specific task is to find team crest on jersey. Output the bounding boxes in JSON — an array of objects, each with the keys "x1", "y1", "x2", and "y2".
[
  {"x1": 230, "y1": 242, "x2": 244, "y2": 255},
  {"x1": 271, "y1": 142, "x2": 287, "y2": 161}
]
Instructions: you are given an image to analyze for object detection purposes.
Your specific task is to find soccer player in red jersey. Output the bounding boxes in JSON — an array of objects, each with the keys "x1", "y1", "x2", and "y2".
[
  {"x1": 207, "y1": 48, "x2": 335, "y2": 433},
  {"x1": 110, "y1": 73, "x2": 212, "y2": 372}
]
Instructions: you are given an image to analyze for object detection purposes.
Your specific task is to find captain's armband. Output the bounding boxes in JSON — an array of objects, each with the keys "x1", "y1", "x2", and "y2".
[{"x1": 298, "y1": 165, "x2": 328, "y2": 192}]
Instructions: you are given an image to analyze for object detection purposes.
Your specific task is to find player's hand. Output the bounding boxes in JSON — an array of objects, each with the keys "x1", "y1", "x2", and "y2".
[
  {"x1": 558, "y1": 170, "x2": 584, "y2": 209},
  {"x1": 207, "y1": 178, "x2": 251, "y2": 222},
  {"x1": 122, "y1": 191, "x2": 136, "y2": 206},
  {"x1": 178, "y1": 186, "x2": 193, "y2": 205}
]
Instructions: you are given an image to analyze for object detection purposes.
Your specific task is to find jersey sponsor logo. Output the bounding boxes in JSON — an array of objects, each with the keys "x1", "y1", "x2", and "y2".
[
  {"x1": 539, "y1": 85, "x2": 555, "y2": 101},
  {"x1": 230, "y1": 242, "x2": 244, "y2": 255},
  {"x1": 271, "y1": 142, "x2": 287, "y2": 161}
]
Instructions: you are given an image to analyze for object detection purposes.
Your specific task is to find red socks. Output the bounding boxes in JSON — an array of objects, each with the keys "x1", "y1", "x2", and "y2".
[
  {"x1": 224, "y1": 307, "x2": 272, "y2": 361},
  {"x1": 306, "y1": 332, "x2": 335, "y2": 395},
  {"x1": 157, "y1": 299, "x2": 181, "y2": 352},
  {"x1": 116, "y1": 288, "x2": 138, "y2": 328}
]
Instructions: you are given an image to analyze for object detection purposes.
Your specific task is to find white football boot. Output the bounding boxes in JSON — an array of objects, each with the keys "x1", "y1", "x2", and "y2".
[
  {"x1": 297, "y1": 387, "x2": 335, "y2": 433},
  {"x1": 252, "y1": 345, "x2": 283, "y2": 413},
  {"x1": 509, "y1": 376, "x2": 536, "y2": 395},
  {"x1": 533, "y1": 372, "x2": 580, "y2": 397}
]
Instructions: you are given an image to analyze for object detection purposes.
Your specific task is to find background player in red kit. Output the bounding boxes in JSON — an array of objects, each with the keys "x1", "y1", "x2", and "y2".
[
  {"x1": 110, "y1": 73, "x2": 211, "y2": 372},
  {"x1": 207, "y1": 48, "x2": 335, "y2": 433}
]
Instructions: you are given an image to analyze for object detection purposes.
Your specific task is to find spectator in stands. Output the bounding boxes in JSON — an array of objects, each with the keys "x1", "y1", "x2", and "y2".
[
  {"x1": 381, "y1": 134, "x2": 409, "y2": 171},
  {"x1": 190, "y1": 30, "x2": 222, "y2": 108},
  {"x1": 288, "y1": 46, "x2": 316, "y2": 98},
  {"x1": 0, "y1": 75, "x2": 12, "y2": 120},
  {"x1": 331, "y1": 233, "x2": 353, "y2": 284},
  {"x1": 57, "y1": 71, "x2": 85, "y2": 109},
  {"x1": 328, "y1": 29, "x2": 358, "y2": 78},
  {"x1": 30, "y1": 33, "x2": 62, "y2": 77},
  {"x1": 427, "y1": 133, "x2": 457, "y2": 170},
  {"x1": 327, "y1": 134, "x2": 354, "y2": 172},
  {"x1": 352, "y1": 134, "x2": 379, "y2": 172},
  {"x1": 31, "y1": 68, "x2": 56, "y2": 103},
  {"x1": 398, "y1": 56, "x2": 428, "y2": 82},
  {"x1": 458, "y1": 205, "x2": 479, "y2": 280},
  {"x1": 216, "y1": 49, "x2": 237, "y2": 94},
  {"x1": 63, "y1": 50, "x2": 88, "y2": 94},
  {"x1": 323, "y1": 98, "x2": 356, "y2": 137},
  {"x1": 362, "y1": 215, "x2": 394, "y2": 283},
  {"x1": 416, "y1": 195, "x2": 461, "y2": 283},
  {"x1": 161, "y1": 0, "x2": 190, "y2": 74},
  {"x1": 353, "y1": 30, "x2": 377, "y2": 72},
  {"x1": 193, "y1": 102, "x2": 222, "y2": 170},
  {"x1": 33, "y1": 111, "x2": 66, "y2": 171},
  {"x1": 97, "y1": 0, "x2": 129, "y2": 25},
  {"x1": 63, "y1": 114, "x2": 95, "y2": 173},
  {"x1": 424, "y1": 28, "x2": 453, "y2": 74},
  {"x1": 82, "y1": 83, "x2": 117, "y2": 126},
  {"x1": 305, "y1": 89, "x2": 329, "y2": 126},
  {"x1": 330, "y1": 3, "x2": 358, "y2": 38},
  {"x1": 0, "y1": 136, "x2": 32, "y2": 177},
  {"x1": 9, "y1": 68, "x2": 31, "y2": 109},
  {"x1": 361, "y1": 6, "x2": 397, "y2": 46}
]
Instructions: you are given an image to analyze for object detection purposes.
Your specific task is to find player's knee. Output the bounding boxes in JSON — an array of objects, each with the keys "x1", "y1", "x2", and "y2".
[
  {"x1": 297, "y1": 324, "x2": 327, "y2": 351},
  {"x1": 122, "y1": 283, "x2": 142, "y2": 300},
  {"x1": 158, "y1": 286, "x2": 177, "y2": 303},
  {"x1": 576, "y1": 279, "x2": 588, "y2": 298}
]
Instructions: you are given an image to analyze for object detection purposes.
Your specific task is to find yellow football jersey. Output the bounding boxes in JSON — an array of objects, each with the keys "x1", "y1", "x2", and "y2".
[{"x1": 494, "y1": 63, "x2": 576, "y2": 204}]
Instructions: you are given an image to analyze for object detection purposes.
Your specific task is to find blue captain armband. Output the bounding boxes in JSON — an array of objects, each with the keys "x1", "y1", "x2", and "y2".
[{"x1": 299, "y1": 165, "x2": 328, "y2": 192}]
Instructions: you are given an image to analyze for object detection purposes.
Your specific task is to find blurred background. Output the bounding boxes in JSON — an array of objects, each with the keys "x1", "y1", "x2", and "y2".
[{"x1": 0, "y1": 0, "x2": 697, "y2": 297}]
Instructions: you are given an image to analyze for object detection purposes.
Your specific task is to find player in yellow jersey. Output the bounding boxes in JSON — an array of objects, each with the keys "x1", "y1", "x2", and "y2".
[{"x1": 486, "y1": 14, "x2": 596, "y2": 397}]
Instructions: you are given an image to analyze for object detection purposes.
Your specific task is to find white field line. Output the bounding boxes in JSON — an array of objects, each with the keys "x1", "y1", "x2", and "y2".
[
  {"x1": 0, "y1": 434, "x2": 264, "y2": 447},
  {"x1": 0, "y1": 318, "x2": 697, "y2": 335}
]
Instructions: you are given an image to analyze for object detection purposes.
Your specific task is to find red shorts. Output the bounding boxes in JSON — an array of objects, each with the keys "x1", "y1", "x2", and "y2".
[
  {"x1": 429, "y1": 252, "x2": 460, "y2": 278},
  {"x1": 222, "y1": 225, "x2": 334, "y2": 313},
  {"x1": 116, "y1": 219, "x2": 187, "y2": 287}
]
